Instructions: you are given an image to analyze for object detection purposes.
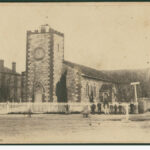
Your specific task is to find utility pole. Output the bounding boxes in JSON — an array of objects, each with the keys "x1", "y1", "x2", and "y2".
[{"x1": 130, "y1": 82, "x2": 140, "y2": 103}]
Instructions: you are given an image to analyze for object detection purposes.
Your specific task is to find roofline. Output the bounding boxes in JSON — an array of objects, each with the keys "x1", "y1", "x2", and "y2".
[
  {"x1": 81, "y1": 74, "x2": 113, "y2": 83},
  {"x1": 64, "y1": 60, "x2": 132, "y2": 85},
  {"x1": 27, "y1": 27, "x2": 64, "y2": 37},
  {"x1": 0, "y1": 71, "x2": 21, "y2": 76},
  {"x1": 81, "y1": 74, "x2": 131, "y2": 85}
]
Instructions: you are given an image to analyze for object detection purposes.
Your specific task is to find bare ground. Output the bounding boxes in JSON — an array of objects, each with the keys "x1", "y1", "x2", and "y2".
[{"x1": 0, "y1": 113, "x2": 150, "y2": 144}]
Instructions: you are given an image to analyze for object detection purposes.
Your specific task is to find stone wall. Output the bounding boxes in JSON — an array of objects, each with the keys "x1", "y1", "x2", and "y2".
[
  {"x1": 26, "y1": 25, "x2": 64, "y2": 103},
  {"x1": 65, "y1": 66, "x2": 81, "y2": 103},
  {"x1": 26, "y1": 32, "x2": 51, "y2": 102},
  {"x1": 80, "y1": 76, "x2": 115, "y2": 103},
  {"x1": 63, "y1": 64, "x2": 117, "y2": 103},
  {"x1": 53, "y1": 33, "x2": 64, "y2": 102}
]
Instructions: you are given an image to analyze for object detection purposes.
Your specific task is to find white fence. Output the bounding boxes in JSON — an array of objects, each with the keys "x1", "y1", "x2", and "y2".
[
  {"x1": 0, "y1": 102, "x2": 132, "y2": 114},
  {"x1": 0, "y1": 102, "x2": 92, "y2": 114}
]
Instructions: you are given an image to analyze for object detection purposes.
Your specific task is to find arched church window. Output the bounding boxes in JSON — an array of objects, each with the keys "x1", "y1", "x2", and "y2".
[
  {"x1": 7, "y1": 78, "x2": 10, "y2": 85},
  {"x1": 34, "y1": 82, "x2": 44, "y2": 93},
  {"x1": 99, "y1": 89, "x2": 103, "y2": 102},
  {"x1": 34, "y1": 82, "x2": 45, "y2": 103},
  {"x1": 86, "y1": 83, "x2": 89, "y2": 97},
  {"x1": 57, "y1": 44, "x2": 59, "y2": 52},
  {"x1": 94, "y1": 86, "x2": 96, "y2": 97},
  {"x1": 90, "y1": 85, "x2": 93, "y2": 94}
]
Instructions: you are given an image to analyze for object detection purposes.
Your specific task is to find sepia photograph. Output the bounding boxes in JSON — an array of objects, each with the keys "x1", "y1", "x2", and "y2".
[{"x1": 0, "y1": 2, "x2": 150, "y2": 144}]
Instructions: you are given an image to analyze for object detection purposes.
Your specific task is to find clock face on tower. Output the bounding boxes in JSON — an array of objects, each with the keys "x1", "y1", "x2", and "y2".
[{"x1": 34, "y1": 47, "x2": 45, "y2": 60}]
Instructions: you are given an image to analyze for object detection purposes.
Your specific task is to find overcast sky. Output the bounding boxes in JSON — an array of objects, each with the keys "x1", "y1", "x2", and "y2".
[{"x1": 0, "y1": 3, "x2": 150, "y2": 73}]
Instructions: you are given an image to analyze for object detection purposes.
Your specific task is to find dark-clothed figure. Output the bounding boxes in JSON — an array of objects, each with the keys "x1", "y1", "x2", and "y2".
[
  {"x1": 65, "y1": 104, "x2": 70, "y2": 114},
  {"x1": 97, "y1": 103, "x2": 101, "y2": 114},
  {"x1": 118, "y1": 105, "x2": 122, "y2": 114},
  {"x1": 91, "y1": 104, "x2": 96, "y2": 114},
  {"x1": 109, "y1": 105, "x2": 114, "y2": 114},
  {"x1": 114, "y1": 104, "x2": 117, "y2": 114},
  {"x1": 89, "y1": 91, "x2": 94, "y2": 103},
  {"x1": 130, "y1": 104, "x2": 134, "y2": 114}
]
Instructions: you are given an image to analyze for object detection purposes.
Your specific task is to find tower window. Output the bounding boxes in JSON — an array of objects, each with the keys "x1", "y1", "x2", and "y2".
[{"x1": 90, "y1": 85, "x2": 93, "y2": 94}]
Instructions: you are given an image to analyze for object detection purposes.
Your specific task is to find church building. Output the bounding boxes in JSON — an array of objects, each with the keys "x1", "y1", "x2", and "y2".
[{"x1": 26, "y1": 24, "x2": 117, "y2": 104}]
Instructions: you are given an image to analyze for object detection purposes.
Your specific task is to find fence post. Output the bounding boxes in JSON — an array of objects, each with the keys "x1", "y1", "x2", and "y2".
[{"x1": 125, "y1": 104, "x2": 129, "y2": 120}]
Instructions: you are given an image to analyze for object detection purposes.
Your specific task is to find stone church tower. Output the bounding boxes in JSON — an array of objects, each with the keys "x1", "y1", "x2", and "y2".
[{"x1": 26, "y1": 25, "x2": 64, "y2": 102}]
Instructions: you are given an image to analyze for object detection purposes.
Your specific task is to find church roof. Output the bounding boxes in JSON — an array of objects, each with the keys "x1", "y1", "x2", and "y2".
[
  {"x1": 99, "y1": 84, "x2": 113, "y2": 92},
  {"x1": 63, "y1": 60, "x2": 114, "y2": 82},
  {"x1": 102, "y1": 68, "x2": 150, "y2": 84},
  {"x1": 64, "y1": 60, "x2": 150, "y2": 85}
]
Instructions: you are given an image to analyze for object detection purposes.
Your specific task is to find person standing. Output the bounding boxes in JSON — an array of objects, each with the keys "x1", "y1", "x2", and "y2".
[
  {"x1": 103, "y1": 93, "x2": 109, "y2": 114},
  {"x1": 97, "y1": 103, "x2": 101, "y2": 114}
]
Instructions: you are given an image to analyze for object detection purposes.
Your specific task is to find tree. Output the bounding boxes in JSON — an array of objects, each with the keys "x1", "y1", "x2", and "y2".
[{"x1": 56, "y1": 71, "x2": 68, "y2": 103}]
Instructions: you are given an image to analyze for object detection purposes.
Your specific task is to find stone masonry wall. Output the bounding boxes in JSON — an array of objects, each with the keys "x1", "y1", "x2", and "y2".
[
  {"x1": 0, "y1": 72, "x2": 21, "y2": 102},
  {"x1": 65, "y1": 66, "x2": 81, "y2": 102},
  {"x1": 26, "y1": 32, "x2": 51, "y2": 102},
  {"x1": 26, "y1": 26, "x2": 64, "y2": 103},
  {"x1": 53, "y1": 33, "x2": 64, "y2": 102},
  {"x1": 80, "y1": 77, "x2": 111, "y2": 103}
]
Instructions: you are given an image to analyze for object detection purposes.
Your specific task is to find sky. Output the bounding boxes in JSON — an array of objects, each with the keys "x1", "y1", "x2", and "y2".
[{"x1": 0, "y1": 3, "x2": 150, "y2": 73}]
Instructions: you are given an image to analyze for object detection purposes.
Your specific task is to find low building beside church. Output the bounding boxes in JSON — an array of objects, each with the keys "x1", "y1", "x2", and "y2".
[
  {"x1": 0, "y1": 60, "x2": 22, "y2": 102},
  {"x1": 21, "y1": 71, "x2": 27, "y2": 102}
]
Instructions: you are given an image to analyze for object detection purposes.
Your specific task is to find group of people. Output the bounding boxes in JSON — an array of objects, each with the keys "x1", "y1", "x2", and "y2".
[
  {"x1": 66, "y1": 102, "x2": 136, "y2": 117},
  {"x1": 90, "y1": 102, "x2": 109, "y2": 114},
  {"x1": 88, "y1": 102, "x2": 128, "y2": 115}
]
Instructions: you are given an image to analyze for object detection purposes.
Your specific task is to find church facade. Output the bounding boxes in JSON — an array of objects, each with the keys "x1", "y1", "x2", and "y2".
[{"x1": 26, "y1": 24, "x2": 117, "y2": 104}]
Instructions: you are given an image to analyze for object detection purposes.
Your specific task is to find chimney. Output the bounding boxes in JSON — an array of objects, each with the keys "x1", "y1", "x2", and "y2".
[
  {"x1": 12, "y1": 62, "x2": 16, "y2": 73},
  {"x1": 0, "y1": 59, "x2": 4, "y2": 71}
]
